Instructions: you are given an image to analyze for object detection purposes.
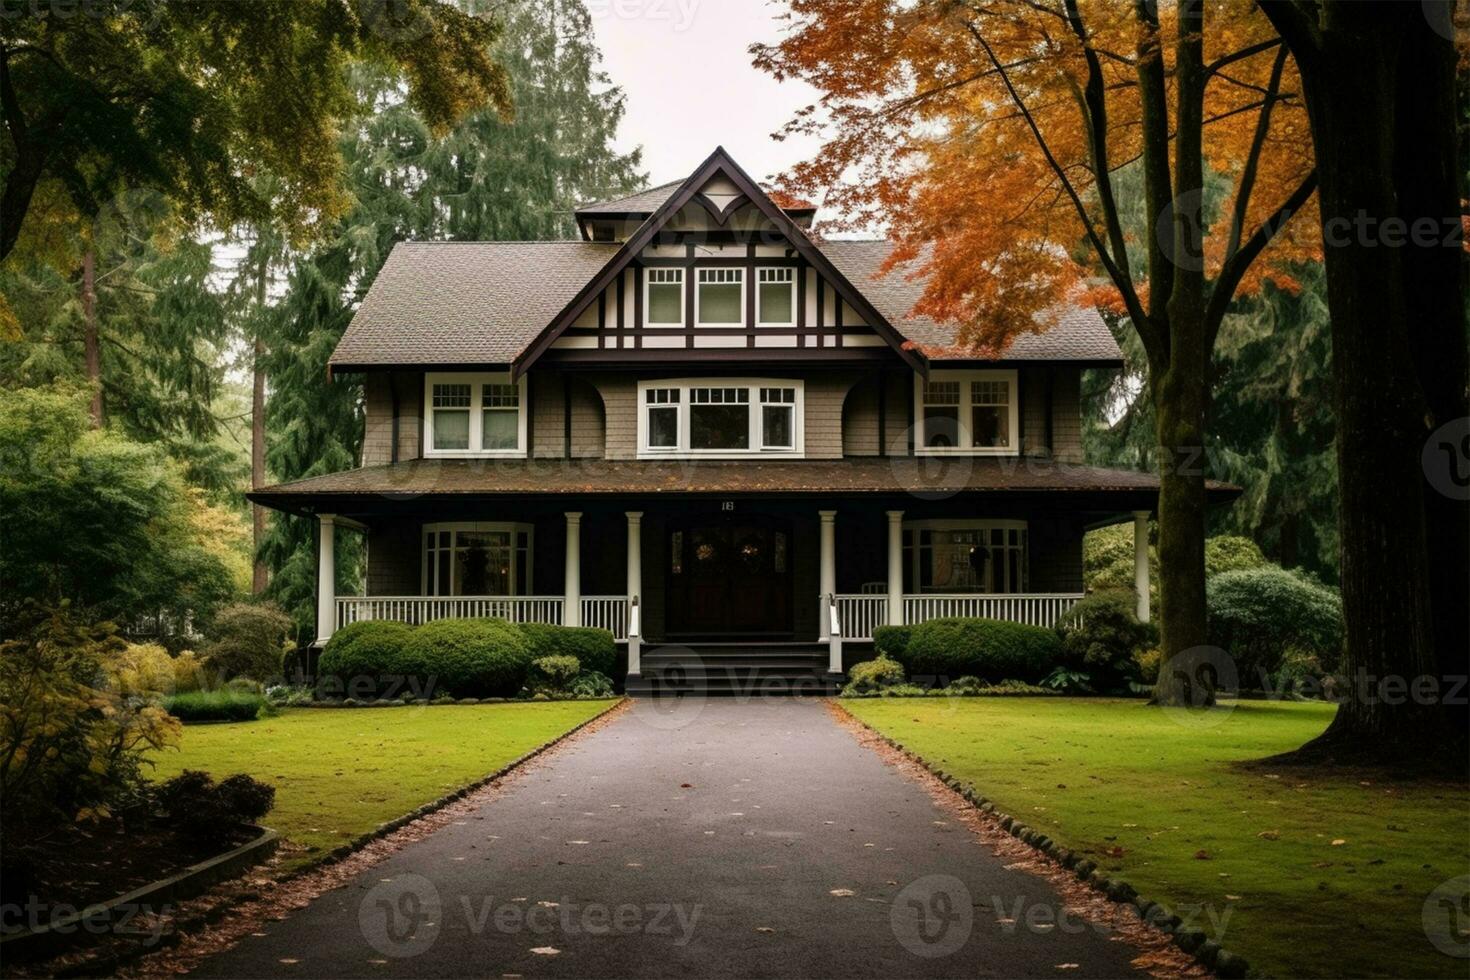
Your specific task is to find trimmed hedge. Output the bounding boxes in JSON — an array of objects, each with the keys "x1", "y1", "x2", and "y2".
[
  {"x1": 163, "y1": 689, "x2": 265, "y2": 723},
  {"x1": 872, "y1": 625, "x2": 911, "y2": 661},
  {"x1": 399, "y1": 619, "x2": 533, "y2": 698},
  {"x1": 1206, "y1": 566, "x2": 1342, "y2": 684},
  {"x1": 895, "y1": 617, "x2": 1061, "y2": 682},
  {"x1": 1055, "y1": 590, "x2": 1158, "y2": 689},
  {"x1": 519, "y1": 623, "x2": 616, "y2": 676},
  {"x1": 320, "y1": 621, "x2": 416, "y2": 694}
]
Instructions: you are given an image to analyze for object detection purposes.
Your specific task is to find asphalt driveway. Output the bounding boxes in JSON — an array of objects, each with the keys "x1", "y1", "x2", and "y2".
[{"x1": 191, "y1": 699, "x2": 1149, "y2": 979}]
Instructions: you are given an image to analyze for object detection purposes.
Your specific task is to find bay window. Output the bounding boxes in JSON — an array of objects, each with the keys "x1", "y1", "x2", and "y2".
[
  {"x1": 902, "y1": 520, "x2": 1029, "y2": 594},
  {"x1": 638, "y1": 379, "x2": 805, "y2": 457},
  {"x1": 422, "y1": 523, "x2": 534, "y2": 596},
  {"x1": 425, "y1": 373, "x2": 527, "y2": 457},
  {"x1": 914, "y1": 369, "x2": 1018, "y2": 454}
]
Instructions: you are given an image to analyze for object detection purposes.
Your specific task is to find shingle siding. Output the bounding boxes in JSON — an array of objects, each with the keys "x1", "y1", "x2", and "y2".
[
  {"x1": 1029, "y1": 517, "x2": 1085, "y2": 593},
  {"x1": 362, "y1": 372, "x2": 423, "y2": 465},
  {"x1": 367, "y1": 520, "x2": 421, "y2": 595},
  {"x1": 805, "y1": 373, "x2": 860, "y2": 459}
]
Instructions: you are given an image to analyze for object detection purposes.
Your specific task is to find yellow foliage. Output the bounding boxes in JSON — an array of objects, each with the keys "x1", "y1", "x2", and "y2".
[{"x1": 186, "y1": 489, "x2": 252, "y2": 594}]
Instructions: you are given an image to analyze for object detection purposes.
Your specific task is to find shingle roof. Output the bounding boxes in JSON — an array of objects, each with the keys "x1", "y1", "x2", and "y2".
[
  {"x1": 818, "y1": 240, "x2": 1122, "y2": 362},
  {"x1": 575, "y1": 180, "x2": 684, "y2": 215},
  {"x1": 329, "y1": 239, "x2": 1122, "y2": 369},
  {"x1": 250, "y1": 457, "x2": 1238, "y2": 508},
  {"x1": 329, "y1": 242, "x2": 617, "y2": 368}
]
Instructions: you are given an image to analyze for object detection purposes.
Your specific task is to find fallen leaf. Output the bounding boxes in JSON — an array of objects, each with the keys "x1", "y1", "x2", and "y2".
[
  {"x1": 756, "y1": 926, "x2": 776, "y2": 934},
  {"x1": 1194, "y1": 850, "x2": 1212, "y2": 860},
  {"x1": 1057, "y1": 964, "x2": 1080, "y2": 970},
  {"x1": 830, "y1": 888, "x2": 856, "y2": 897},
  {"x1": 279, "y1": 960, "x2": 299, "y2": 965},
  {"x1": 680, "y1": 783, "x2": 693, "y2": 789},
  {"x1": 1257, "y1": 830, "x2": 1280, "y2": 841},
  {"x1": 1331, "y1": 839, "x2": 1347, "y2": 846},
  {"x1": 530, "y1": 947, "x2": 560, "y2": 956}
]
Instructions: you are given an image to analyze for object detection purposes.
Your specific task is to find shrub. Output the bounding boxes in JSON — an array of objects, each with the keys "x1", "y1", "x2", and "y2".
[
  {"x1": 518, "y1": 624, "x2": 617, "y2": 676},
  {"x1": 399, "y1": 618, "x2": 533, "y2": 698},
  {"x1": 1041, "y1": 666, "x2": 1094, "y2": 694},
  {"x1": 568, "y1": 671, "x2": 615, "y2": 698},
  {"x1": 203, "y1": 603, "x2": 292, "y2": 682},
  {"x1": 172, "y1": 650, "x2": 207, "y2": 692},
  {"x1": 1266, "y1": 648, "x2": 1335, "y2": 699},
  {"x1": 896, "y1": 617, "x2": 1061, "y2": 682},
  {"x1": 841, "y1": 656, "x2": 906, "y2": 696},
  {"x1": 320, "y1": 621, "x2": 415, "y2": 696},
  {"x1": 1207, "y1": 566, "x2": 1343, "y2": 685},
  {"x1": 1055, "y1": 590, "x2": 1158, "y2": 690},
  {"x1": 1132, "y1": 648, "x2": 1162, "y2": 684},
  {"x1": 265, "y1": 684, "x2": 315, "y2": 707},
  {"x1": 872, "y1": 625, "x2": 911, "y2": 660},
  {"x1": 163, "y1": 689, "x2": 265, "y2": 723},
  {"x1": 111, "y1": 642, "x2": 179, "y2": 696},
  {"x1": 157, "y1": 770, "x2": 276, "y2": 846},
  {"x1": 0, "y1": 605, "x2": 181, "y2": 834},
  {"x1": 1206, "y1": 536, "x2": 1269, "y2": 576},
  {"x1": 527, "y1": 655, "x2": 582, "y2": 695}
]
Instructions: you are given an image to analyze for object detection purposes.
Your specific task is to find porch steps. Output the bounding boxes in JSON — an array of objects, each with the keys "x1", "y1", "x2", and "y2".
[{"x1": 626, "y1": 642, "x2": 841, "y2": 698}]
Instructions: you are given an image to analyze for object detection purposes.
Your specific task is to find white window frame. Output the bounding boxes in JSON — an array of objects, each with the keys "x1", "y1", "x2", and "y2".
[
  {"x1": 423, "y1": 372, "x2": 528, "y2": 458},
  {"x1": 421, "y1": 522, "x2": 535, "y2": 596},
  {"x1": 756, "y1": 267, "x2": 797, "y2": 327},
  {"x1": 636, "y1": 378, "x2": 805, "y2": 459},
  {"x1": 694, "y1": 267, "x2": 746, "y2": 327},
  {"x1": 643, "y1": 267, "x2": 685, "y2": 328},
  {"x1": 902, "y1": 519, "x2": 1029, "y2": 594},
  {"x1": 913, "y1": 369, "x2": 1019, "y2": 456}
]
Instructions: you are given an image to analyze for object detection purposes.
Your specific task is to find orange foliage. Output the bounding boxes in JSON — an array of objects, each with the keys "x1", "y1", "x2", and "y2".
[{"x1": 753, "y1": 0, "x2": 1319, "y2": 354}]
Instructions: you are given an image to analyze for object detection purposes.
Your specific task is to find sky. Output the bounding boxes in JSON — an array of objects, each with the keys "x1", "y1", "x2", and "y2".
[{"x1": 588, "y1": 0, "x2": 824, "y2": 189}]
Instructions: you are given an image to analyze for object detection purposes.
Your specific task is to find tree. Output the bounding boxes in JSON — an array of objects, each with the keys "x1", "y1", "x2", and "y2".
[
  {"x1": 755, "y1": 0, "x2": 1318, "y2": 704},
  {"x1": 0, "y1": 0, "x2": 512, "y2": 262},
  {"x1": 258, "y1": 0, "x2": 643, "y2": 636},
  {"x1": 1255, "y1": 1, "x2": 1469, "y2": 760}
]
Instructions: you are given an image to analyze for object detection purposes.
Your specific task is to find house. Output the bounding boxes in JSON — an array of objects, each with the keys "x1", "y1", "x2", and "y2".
[{"x1": 249, "y1": 147, "x2": 1233, "y2": 692}]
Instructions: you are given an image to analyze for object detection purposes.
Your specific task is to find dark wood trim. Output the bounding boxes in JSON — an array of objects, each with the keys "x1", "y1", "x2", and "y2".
[
  {"x1": 906, "y1": 371, "x2": 916, "y2": 455},
  {"x1": 330, "y1": 357, "x2": 1127, "y2": 374},
  {"x1": 562, "y1": 375, "x2": 572, "y2": 460},
  {"x1": 1016, "y1": 368, "x2": 1027, "y2": 455},
  {"x1": 684, "y1": 243, "x2": 696, "y2": 349},
  {"x1": 633, "y1": 265, "x2": 644, "y2": 348},
  {"x1": 525, "y1": 373, "x2": 535, "y2": 456},
  {"x1": 616, "y1": 269, "x2": 625, "y2": 348},
  {"x1": 597, "y1": 289, "x2": 606, "y2": 350},
  {"x1": 745, "y1": 243, "x2": 757, "y2": 347},
  {"x1": 541, "y1": 348, "x2": 899, "y2": 368}
]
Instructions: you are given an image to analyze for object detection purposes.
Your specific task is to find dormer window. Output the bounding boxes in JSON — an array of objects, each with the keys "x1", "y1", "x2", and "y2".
[
  {"x1": 915, "y1": 370, "x2": 1018, "y2": 455},
  {"x1": 638, "y1": 379, "x2": 804, "y2": 458},
  {"x1": 425, "y1": 373, "x2": 527, "y2": 457},
  {"x1": 696, "y1": 268, "x2": 744, "y2": 326},
  {"x1": 645, "y1": 268, "x2": 684, "y2": 326}
]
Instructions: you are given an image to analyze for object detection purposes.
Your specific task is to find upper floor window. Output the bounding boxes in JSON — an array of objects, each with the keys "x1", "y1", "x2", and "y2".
[
  {"x1": 915, "y1": 369, "x2": 1018, "y2": 455},
  {"x1": 424, "y1": 372, "x2": 527, "y2": 458},
  {"x1": 637, "y1": 379, "x2": 804, "y2": 458},
  {"x1": 645, "y1": 268, "x2": 684, "y2": 326},
  {"x1": 757, "y1": 267, "x2": 796, "y2": 327},
  {"x1": 696, "y1": 268, "x2": 744, "y2": 326}
]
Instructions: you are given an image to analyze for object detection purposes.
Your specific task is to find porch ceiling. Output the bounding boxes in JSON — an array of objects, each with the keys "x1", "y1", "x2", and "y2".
[{"x1": 248, "y1": 458, "x2": 1239, "y2": 516}]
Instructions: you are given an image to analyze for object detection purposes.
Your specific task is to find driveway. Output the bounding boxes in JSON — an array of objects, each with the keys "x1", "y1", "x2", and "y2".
[{"x1": 190, "y1": 699, "x2": 1151, "y2": 979}]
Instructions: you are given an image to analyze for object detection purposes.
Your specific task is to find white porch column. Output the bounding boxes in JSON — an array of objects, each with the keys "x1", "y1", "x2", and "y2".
[
  {"x1": 314, "y1": 514, "x2": 337, "y2": 647},
  {"x1": 625, "y1": 512, "x2": 643, "y2": 676},
  {"x1": 886, "y1": 510, "x2": 905, "y2": 626},
  {"x1": 1133, "y1": 510, "x2": 1151, "y2": 622},
  {"x1": 564, "y1": 512, "x2": 582, "y2": 627},
  {"x1": 818, "y1": 510, "x2": 837, "y2": 640}
]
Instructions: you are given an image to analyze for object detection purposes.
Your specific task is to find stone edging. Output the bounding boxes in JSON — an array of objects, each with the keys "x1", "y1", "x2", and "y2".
[
  {"x1": 0, "y1": 826, "x2": 280, "y2": 964},
  {"x1": 831, "y1": 701, "x2": 1253, "y2": 979}
]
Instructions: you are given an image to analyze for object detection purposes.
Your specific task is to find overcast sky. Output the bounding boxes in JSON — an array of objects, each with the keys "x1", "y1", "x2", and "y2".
[{"x1": 588, "y1": 0, "x2": 823, "y2": 189}]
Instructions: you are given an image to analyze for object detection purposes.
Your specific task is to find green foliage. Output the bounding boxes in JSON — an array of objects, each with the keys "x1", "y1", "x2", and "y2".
[
  {"x1": 319, "y1": 620, "x2": 415, "y2": 692},
  {"x1": 1041, "y1": 666, "x2": 1095, "y2": 694},
  {"x1": 203, "y1": 603, "x2": 292, "y2": 682},
  {"x1": 0, "y1": 384, "x2": 239, "y2": 637},
  {"x1": 872, "y1": 625, "x2": 912, "y2": 660},
  {"x1": 0, "y1": 605, "x2": 181, "y2": 835},
  {"x1": 156, "y1": 770, "x2": 275, "y2": 845},
  {"x1": 1055, "y1": 590, "x2": 1158, "y2": 689},
  {"x1": 519, "y1": 623, "x2": 617, "y2": 676},
  {"x1": 163, "y1": 689, "x2": 266, "y2": 723},
  {"x1": 1207, "y1": 566, "x2": 1343, "y2": 686},
  {"x1": 897, "y1": 617, "x2": 1061, "y2": 682},
  {"x1": 527, "y1": 655, "x2": 582, "y2": 694},
  {"x1": 399, "y1": 619, "x2": 533, "y2": 698},
  {"x1": 841, "y1": 656, "x2": 907, "y2": 696},
  {"x1": 567, "y1": 671, "x2": 615, "y2": 698},
  {"x1": 1206, "y1": 536, "x2": 1270, "y2": 576},
  {"x1": 1133, "y1": 648, "x2": 1163, "y2": 684}
]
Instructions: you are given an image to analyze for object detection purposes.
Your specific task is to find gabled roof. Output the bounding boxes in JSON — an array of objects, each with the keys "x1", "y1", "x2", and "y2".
[
  {"x1": 516, "y1": 146, "x2": 927, "y2": 377},
  {"x1": 575, "y1": 180, "x2": 684, "y2": 216}
]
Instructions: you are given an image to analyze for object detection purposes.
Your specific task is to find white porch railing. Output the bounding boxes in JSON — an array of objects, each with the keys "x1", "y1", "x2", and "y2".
[
  {"x1": 335, "y1": 595, "x2": 632, "y2": 641},
  {"x1": 831, "y1": 592, "x2": 1085, "y2": 641}
]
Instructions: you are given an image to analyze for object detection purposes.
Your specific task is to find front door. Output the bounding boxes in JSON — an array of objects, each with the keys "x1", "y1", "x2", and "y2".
[{"x1": 667, "y1": 517, "x2": 794, "y2": 638}]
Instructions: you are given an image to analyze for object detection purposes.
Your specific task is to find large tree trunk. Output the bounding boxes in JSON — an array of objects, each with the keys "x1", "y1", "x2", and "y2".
[
  {"x1": 1261, "y1": 2, "x2": 1459, "y2": 761},
  {"x1": 80, "y1": 248, "x2": 102, "y2": 428}
]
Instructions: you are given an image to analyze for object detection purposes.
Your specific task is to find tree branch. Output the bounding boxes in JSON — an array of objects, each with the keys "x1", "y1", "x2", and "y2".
[
  {"x1": 1205, "y1": 37, "x2": 1283, "y2": 75},
  {"x1": 1132, "y1": 0, "x2": 1175, "y2": 328},
  {"x1": 1224, "y1": 44, "x2": 1290, "y2": 263}
]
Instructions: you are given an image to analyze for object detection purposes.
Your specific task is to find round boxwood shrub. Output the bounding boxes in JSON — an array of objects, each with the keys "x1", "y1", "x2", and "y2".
[
  {"x1": 872, "y1": 625, "x2": 911, "y2": 661},
  {"x1": 841, "y1": 656, "x2": 906, "y2": 696},
  {"x1": 1206, "y1": 566, "x2": 1342, "y2": 687},
  {"x1": 1055, "y1": 590, "x2": 1158, "y2": 690},
  {"x1": 320, "y1": 621, "x2": 415, "y2": 695},
  {"x1": 399, "y1": 618, "x2": 533, "y2": 698},
  {"x1": 897, "y1": 617, "x2": 1061, "y2": 683},
  {"x1": 519, "y1": 623, "x2": 616, "y2": 676}
]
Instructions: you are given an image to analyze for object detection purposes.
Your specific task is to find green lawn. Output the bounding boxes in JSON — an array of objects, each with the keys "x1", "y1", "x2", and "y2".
[
  {"x1": 842, "y1": 697, "x2": 1470, "y2": 979},
  {"x1": 151, "y1": 701, "x2": 617, "y2": 869}
]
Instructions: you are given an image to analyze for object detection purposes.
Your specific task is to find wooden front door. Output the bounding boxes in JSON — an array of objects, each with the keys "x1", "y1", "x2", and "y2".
[{"x1": 666, "y1": 517, "x2": 794, "y2": 638}]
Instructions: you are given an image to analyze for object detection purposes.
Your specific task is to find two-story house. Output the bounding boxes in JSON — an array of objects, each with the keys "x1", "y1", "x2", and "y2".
[{"x1": 249, "y1": 147, "x2": 1233, "y2": 692}]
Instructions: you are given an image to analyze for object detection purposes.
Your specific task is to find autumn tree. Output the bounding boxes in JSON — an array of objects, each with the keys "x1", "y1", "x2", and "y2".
[{"x1": 756, "y1": 0, "x2": 1318, "y2": 703}]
